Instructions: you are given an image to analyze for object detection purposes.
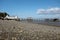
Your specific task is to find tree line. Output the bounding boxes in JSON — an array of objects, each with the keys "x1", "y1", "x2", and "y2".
[{"x1": 0, "y1": 12, "x2": 9, "y2": 19}]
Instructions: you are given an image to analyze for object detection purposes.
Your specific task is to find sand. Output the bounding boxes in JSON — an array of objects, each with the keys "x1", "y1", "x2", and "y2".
[{"x1": 0, "y1": 20, "x2": 60, "y2": 40}]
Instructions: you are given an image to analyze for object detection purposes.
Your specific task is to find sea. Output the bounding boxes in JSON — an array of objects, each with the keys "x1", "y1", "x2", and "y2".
[
  {"x1": 32, "y1": 20, "x2": 60, "y2": 27},
  {"x1": 20, "y1": 19, "x2": 60, "y2": 27}
]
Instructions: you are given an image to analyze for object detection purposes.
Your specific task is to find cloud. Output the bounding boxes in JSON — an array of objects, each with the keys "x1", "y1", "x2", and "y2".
[{"x1": 37, "y1": 7, "x2": 60, "y2": 14}]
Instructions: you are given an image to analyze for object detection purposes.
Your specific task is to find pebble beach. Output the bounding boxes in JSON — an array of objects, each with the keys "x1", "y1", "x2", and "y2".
[{"x1": 0, "y1": 20, "x2": 60, "y2": 40}]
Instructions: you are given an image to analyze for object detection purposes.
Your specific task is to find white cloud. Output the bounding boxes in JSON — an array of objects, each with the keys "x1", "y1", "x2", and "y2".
[{"x1": 37, "y1": 7, "x2": 60, "y2": 14}]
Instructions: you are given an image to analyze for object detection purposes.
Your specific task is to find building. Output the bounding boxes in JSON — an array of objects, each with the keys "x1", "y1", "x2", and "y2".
[
  {"x1": 26, "y1": 17, "x2": 33, "y2": 22},
  {"x1": 4, "y1": 15, "x2": 20, "y2": 21}
]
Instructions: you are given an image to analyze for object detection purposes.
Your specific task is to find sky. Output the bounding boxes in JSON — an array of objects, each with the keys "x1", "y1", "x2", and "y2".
[{"x1": 0, "y1": 0, "x2": 60, "y2": 19}]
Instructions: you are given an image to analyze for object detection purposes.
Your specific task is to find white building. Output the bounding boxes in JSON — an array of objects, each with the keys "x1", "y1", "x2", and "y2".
[{"x1": 4, "y1": 15, "x2": 20, "y2": 21}]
